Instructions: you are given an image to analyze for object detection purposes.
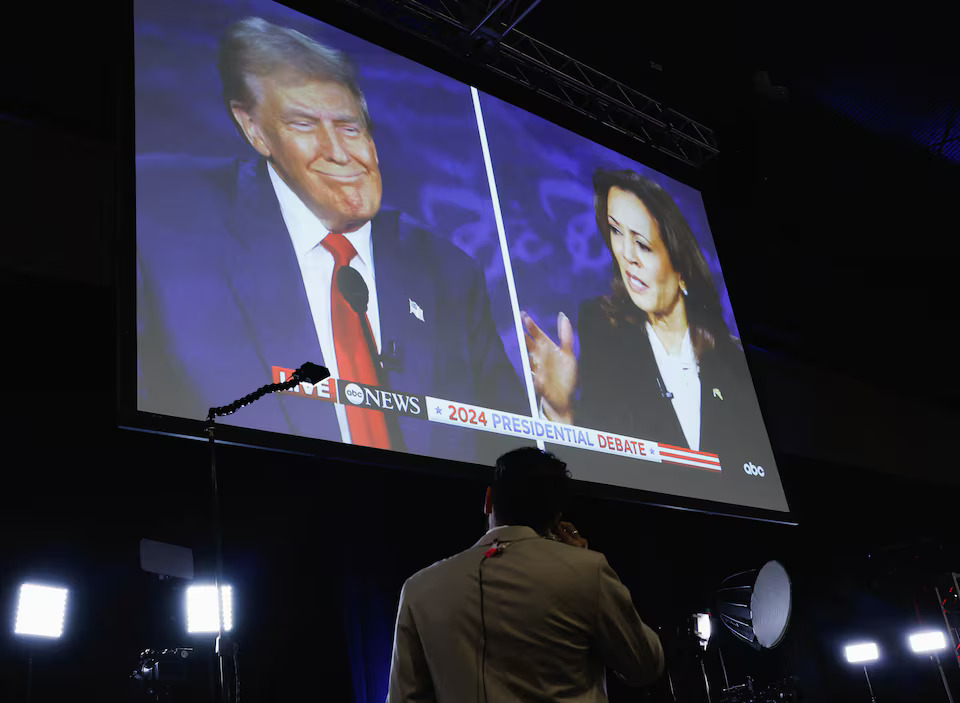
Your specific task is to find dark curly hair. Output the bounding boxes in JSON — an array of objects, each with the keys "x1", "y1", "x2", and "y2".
[
  {"x1": 593, "y1": 169, "x2": 737, "y2": 360},
  {"x1": 492, "y1": 448, "x2": 570, "y2": 533}
]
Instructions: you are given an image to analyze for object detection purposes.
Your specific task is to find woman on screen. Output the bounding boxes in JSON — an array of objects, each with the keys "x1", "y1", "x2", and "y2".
[{"x1": 523, "y1": 169, "x2": 755, "y2": 454}]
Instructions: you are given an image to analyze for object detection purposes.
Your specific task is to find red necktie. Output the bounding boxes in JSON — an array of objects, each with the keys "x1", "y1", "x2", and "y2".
[{"x1": 322, "y1": 232, "x2": 391, "y2": 450}]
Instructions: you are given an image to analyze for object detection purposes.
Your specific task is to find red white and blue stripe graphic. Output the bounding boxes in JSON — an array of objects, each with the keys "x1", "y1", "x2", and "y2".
[{"x1": 658, "y1": 444, "x2": 722, "y2": 472}]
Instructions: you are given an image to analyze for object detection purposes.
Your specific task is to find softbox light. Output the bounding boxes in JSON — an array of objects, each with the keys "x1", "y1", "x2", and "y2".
[
  {"x1": 845, "y1": 642, "x2": 880, "y2": 664},
  {"x1": 186, "y1": 585, "x2": 233, "y2": 634},
  {"x1": 15, "y1": 584, "x2": 68, "y2": 638},
  {"x1": 716, "y1": 560, "x2": 792, "y2": 649},
  {"x1": 908, "y1": 630, "x2": 947, "y2": 654}
]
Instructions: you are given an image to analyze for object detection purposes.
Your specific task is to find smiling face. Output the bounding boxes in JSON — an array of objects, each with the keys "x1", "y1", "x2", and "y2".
[
  {"x1": 607, "y1": 186, "x2": 684, "y2": 316},
  {"x1": 232, "y1": 76, "x2": 382, "y2": 232}
]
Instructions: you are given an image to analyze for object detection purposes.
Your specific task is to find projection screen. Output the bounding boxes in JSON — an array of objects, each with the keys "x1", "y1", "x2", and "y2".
[{"x1": 133, "y1": 0, "x2": 789, "y2": 514}]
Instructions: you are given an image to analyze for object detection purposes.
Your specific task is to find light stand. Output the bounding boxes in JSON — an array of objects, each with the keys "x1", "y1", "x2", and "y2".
[
  {"x1": 692, "y1": 613, "x2": 713, "y2": 703},
  {"x1": 699, "y1": 654, "x2": 712, "y2": 703},
  {"x1": 932, "y1": 654, "x2": 955, "y2": 703},
  {"x1": 844, "y1": 643, "x2": 880, "y2": 702},
  {"x1": 862, "y1": 665, "x2": 878, "y2": 703},
  {"x1": 908, "y1": 631, "x2": 955, "y2": 703},
  {"x1": 14, "y1": 583, "x2": 68, "y2": 703},
  {"x1": 204, "y1": 362, "x2": 329, "y2": 703},
  {"x1": 716, "y1": 645, "x2": 730, "y2": 690}
]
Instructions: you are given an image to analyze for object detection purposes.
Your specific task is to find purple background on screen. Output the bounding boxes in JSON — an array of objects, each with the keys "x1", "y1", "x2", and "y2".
[
  {"x1": 134, "y1": 0, "x2": 524, "y2": 376},
  {"x1": 477, "y1": 93, "x2": 739, "y2": 358},
  {"x1": 134, "y1": 0, "x2": 739, "y2": 397}
]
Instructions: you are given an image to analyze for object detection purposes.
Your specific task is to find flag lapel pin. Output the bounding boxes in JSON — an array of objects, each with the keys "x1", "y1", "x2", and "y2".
[{"x1": 409, "y1": 299, "x2": 424, "y2": 322}]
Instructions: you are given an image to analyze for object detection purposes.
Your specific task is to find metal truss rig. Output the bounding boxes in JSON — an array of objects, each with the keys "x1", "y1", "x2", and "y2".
[{"x1": 335, "y1": 0, "x2": 720, "y2": 169}]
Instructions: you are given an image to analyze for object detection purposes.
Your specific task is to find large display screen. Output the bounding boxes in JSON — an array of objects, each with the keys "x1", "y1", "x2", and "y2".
[{"x1": 134, "y1": 0, "x2": 789, "y2": 514}]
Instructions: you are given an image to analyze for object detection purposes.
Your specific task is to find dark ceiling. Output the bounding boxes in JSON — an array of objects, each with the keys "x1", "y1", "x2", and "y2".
[{"x1": 518, "y1": 0, "x2": 960, "y2": 162}]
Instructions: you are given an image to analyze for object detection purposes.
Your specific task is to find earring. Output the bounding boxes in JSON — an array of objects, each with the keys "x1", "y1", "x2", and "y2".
[{"x1": 680, "y1": 282, "x2": 688, "y2": 297}]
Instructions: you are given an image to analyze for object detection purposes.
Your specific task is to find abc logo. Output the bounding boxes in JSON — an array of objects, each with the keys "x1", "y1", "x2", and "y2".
[
  {"x1": 344, "y1": 383, "x2": 365, "y2": 406},
  {"x1": 743, "y1": 462, "x2": 765, "y2": 477}
]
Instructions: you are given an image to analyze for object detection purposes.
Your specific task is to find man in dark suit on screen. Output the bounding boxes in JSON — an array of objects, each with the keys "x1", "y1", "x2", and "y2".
[{"x1": 136, "y1": 17, "x2": 528, "y2": 463}]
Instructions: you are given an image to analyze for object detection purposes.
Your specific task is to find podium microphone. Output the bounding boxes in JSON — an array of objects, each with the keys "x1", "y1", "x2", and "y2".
[
  {"x1": 337, "y1": 267, "x2": 383, "y2": 383},
  {"x1": 336, "y1": 266, "x2": 406, "y2": 450},
  {"x1": 337, "y1": 265, "x2": 369, "y2": 318}
]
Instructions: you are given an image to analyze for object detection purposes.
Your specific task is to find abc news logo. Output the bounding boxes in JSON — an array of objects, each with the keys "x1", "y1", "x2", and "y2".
[
  {"x1": 743, "y1": 461, "x2": 765, "y2": 478},
  {"x1": 341, "y1": 382, "x2": 424, "y2": 417},
  {"x1": 343, "y1": 384, "x2": 364, "y2": 404}
]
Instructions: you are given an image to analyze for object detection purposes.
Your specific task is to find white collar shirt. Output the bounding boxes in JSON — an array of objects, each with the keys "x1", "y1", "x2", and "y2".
[
  {"x1": 268, "y1": 163, "x2": 382, "y2": 444},
  {"x1": 646, "y1": 322, "x2": 701, "y2": 451}
]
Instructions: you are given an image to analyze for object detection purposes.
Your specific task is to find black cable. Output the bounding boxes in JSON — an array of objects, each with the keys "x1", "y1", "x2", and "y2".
[
  {"x1": 479, "y1": 554, "x2": 490, "y2": 703},
  {"x1": 476, "y1": 537, "x2": 539, "y2": 703}
]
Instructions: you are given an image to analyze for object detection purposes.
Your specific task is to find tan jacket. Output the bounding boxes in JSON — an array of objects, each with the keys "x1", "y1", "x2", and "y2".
[{"x1": 387, "y1": 525, "x2": 664, "y2": 702}]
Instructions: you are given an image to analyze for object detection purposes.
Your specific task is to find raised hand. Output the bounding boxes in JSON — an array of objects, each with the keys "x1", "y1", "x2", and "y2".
[
  {"x1": 555, "y1": 520, "x2": 589, "y2": 549},
  {"x1": 522, "y1": 311, "x2": 577, "y2": 424}
]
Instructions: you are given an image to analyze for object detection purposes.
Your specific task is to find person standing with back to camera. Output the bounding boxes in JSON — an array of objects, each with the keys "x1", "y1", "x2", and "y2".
[
  {"x1": 387, "y1": 447, "x2": 664, "y2": 702},
  {"x1": 522, "y1": 169, "x2": 761, "y2": 460}
]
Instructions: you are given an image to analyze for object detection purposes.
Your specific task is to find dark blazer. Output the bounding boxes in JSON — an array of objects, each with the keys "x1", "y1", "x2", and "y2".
[
  {"x1": 575, "y1": 296, "x2": 775, "y2": 473},
  {"x1": 136, "y1": 154, "x2": 528, "y2": 465}
]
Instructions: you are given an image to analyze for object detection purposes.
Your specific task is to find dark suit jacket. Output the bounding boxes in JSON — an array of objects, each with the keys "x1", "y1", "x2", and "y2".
[
  {"x1": 136, "y1": 155, "x2": 528, "y2": 464},
  {"x1": 575, "y1": 296, "x2": 775, "y2": 474}
]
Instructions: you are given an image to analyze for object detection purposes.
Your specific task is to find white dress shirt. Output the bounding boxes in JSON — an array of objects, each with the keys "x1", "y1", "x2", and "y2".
[
  {"x1": 646, "y1": 322, "x2": 701, "y2": 451},
  {"x1": 268, "y1": 164, "x2": 382, "y2": 444}
]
